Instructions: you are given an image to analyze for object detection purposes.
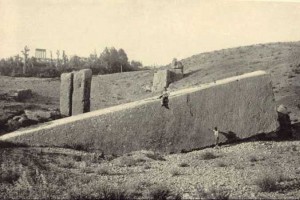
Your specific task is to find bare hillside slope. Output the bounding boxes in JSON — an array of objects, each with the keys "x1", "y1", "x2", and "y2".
[{"x1": 168, "y1": 42, "x2": 300, "y2": 122}]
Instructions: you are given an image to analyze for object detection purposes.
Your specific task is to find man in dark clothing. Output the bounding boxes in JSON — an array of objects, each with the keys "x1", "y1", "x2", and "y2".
[{"x1": 159, "y1": 87, "x2": 170, "y2": 109}]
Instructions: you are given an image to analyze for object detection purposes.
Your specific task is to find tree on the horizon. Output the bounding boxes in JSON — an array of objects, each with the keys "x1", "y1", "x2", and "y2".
[
  {"x1": 62, "y1": 50, "x2": 68, "y2": 69},
  {"x1": 130, "y1": 60, "x2": 143, "y2": 70},
  {"x1": 69, "y1": 55, "x2": 82, "y2": 69},
  {"x1": 97, "y1": 47, "x2": 132, "y2": 73},
  {"x1": 21, "y1": 46, "x2": 30, "y2": 75},
  {"x1": 0, "y1": 46, "x2": 141, "y2": 77}
]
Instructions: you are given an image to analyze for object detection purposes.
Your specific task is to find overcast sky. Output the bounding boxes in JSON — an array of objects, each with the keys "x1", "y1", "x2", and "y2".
[{"x1": 0, "y1": 0, "x2": 300, "y2": 66}]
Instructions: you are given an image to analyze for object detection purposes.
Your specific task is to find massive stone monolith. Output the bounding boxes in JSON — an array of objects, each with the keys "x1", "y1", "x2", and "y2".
[
  {"x1": 60, "y1": 72, "x2": 73, "y2": 116},
  {"x1": 72, "y1": 69, "x2": 92, "y2": 115},
  {"x1": 0, "y1": 71, "x2": 279, "y2": 155}
]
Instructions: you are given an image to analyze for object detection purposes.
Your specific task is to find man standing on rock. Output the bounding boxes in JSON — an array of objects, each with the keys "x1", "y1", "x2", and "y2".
[{"x1": 159, "y1": 87, "x2": 170, "y2": 109}]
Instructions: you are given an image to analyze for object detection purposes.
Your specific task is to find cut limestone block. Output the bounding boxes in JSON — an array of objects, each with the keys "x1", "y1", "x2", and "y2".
[
  {"x1": 24, "y1": 109, "x2": 52, "y2": 122},
  {"x1": 152, "y1": 70, "x2": 171, "y2": 92},
  {"x1": 152, "y1": 69, "x2": 183, "y2": 92},
  {"x1": 0, "y1": 71, "x2": 279, "y2": 155},
  {"x1": 60, "y1": 72, "x2": 73, "y2": 116},
  {"x1": 72, "y1": 69, "x2": 92, "y2": 115}
]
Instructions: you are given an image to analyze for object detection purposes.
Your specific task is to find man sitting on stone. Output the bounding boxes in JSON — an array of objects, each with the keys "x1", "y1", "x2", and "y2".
[{"x1": 159, "y1": 87, "x2": 170, "y2": 109}]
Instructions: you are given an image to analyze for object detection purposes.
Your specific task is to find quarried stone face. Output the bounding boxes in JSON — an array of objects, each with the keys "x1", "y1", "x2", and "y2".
[
  {"x1": 60, "y1": 72, "x2": 73, "y2": 116},
  {"x1": 1, "y1": 71, "x2": 279, "y2": 155},
  {"x1": 72, "y1": 69, "x2": 92, "y2": 115}
]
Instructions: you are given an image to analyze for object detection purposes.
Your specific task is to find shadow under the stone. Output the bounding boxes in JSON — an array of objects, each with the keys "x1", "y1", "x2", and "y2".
[
  {"x1": 183, "y1": 69, "x2": 202, "y2": 78},
  {"x1": 220, "y1": 131, "x2": 240, "y2": 143},
  {"x1": 0, "y1": 140, "x2": 28, "y2": 148},
  {"x1": 292, "y1": 122, "x2": 300, "y2": 140}
]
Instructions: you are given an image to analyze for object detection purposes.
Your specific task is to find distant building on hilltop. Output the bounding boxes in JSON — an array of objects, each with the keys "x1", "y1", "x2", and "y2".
[{"x1": 35, "y1": 49, "x2": 47, "y2": 60}]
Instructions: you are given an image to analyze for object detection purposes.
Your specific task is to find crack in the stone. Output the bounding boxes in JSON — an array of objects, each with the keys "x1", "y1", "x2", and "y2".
[{"x1": 186, "y1": 94, "x2": 193, "y2": 117}]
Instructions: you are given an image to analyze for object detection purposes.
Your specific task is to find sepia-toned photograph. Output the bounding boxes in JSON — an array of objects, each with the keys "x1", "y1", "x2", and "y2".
[{"x1": 0, "y1": 0, "x2": 300, "y2": 199}]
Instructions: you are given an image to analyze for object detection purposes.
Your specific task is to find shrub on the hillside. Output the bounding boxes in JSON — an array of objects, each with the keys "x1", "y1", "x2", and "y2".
[
  {"x1": 118, "y1": 156, "x2": 141, "y2": 167},
  {"x1": 145, "y1": 152, "x2": 166, "y2": 161},
  {"x1": 170, "y1": 168, "x2": 182, "y2": 177},
  {"x1": 201, "y1": 152, "x2": 218, "y2": 160},
  {"x1": 0, "y1": 164, "x2": 21, "y2": 184},
  {"x1": 178, "y1": 162, "x2": 190, "y2": 167},
  {"x1": 69, "y1": 183, "x2": 135, "y2": 200},
  {"x1": 56, "y1": 157, "x2": 76, "y2": 169},
  {"x1": 96, "y1": 166, "x2": 110, "y2": 175},
  {"x1": 288, "y1": 74, "x2": 295, "y2": 79},
  {"x1": 125, "y1": 181, "x2": 151, "y2": 198},
  {"x1": 144, "y1": 164, "x2": 151, "y2": 170},
  {"x1": 255, "y1": 173, "x2": 280, "y2": 192},
  {"x1": 216, "y1": 161, "x2": 227, "y2": 167},
  {"x1": 249, "y1": 155, "x2": 258, "y2": 162},
  {"x1": 148, "y1": 185, "x2": 182, "y2": 200},
  {"x1": 196, "y1": 185, "x2": 230, "y2": 200},
  {"x1": 99, "y1": 186, "x2": 134, "y2": 200}
]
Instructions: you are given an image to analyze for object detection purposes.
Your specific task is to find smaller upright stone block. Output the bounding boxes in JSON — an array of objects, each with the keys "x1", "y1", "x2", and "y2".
[
  {"x1": 152, "y1": 70, "x2": 171, "y2": 92},
  {"x1": 60, "y1": 72, "x2": 74, "y2": 116},
  {"x1": 152, "y1": 68, "x2": 184, "y2": 92},
  {"x1": 72, "y1": 69, "x2": 92, "y2": 115}
]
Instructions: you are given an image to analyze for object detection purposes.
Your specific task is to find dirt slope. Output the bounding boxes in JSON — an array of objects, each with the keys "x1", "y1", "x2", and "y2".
[{"x1": 169, "y1": 42, "x2": 300, "y2": 122}]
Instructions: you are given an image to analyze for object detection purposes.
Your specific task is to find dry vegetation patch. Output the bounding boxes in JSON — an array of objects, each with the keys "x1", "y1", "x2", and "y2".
[
  {"x1": 200, "y1": 151, "x2": 218, "y2": 160},
  {"x1": 1, "y1": 140, "x2": 300, "y2": 199},
  {"x1": 196, "y1": 185, "x2": 231, "y2": 200}
]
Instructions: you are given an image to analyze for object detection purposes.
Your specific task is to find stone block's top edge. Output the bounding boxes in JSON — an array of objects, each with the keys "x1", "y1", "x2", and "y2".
[
  {"x1": 0, "y1": 70, "x2": 268, "y2": 140},
  {"x1": 171, "y1": 70, "x2": 267, "y2": 97}
]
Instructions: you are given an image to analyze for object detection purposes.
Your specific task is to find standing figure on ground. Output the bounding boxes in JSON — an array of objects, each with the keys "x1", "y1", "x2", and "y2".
[
  {"x1": 213, "y1": 127, "x2": 219, "y2": 147},
  {"x1": 159, "y1": 87, "x2": 170, "y2": 109}
]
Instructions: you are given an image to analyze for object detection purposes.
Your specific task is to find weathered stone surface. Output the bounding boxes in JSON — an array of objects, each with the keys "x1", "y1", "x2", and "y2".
[
  {"x1": 152, "y1": 69, "x2": 183, "y2": 92},
  {"x1": 72, "y1": 69, "x2": 92, "y2": 115},
  {"x1": 6, "y1": 114, "x2": 37, "y2": 132},
  {"x1": 60, "y1": 72, "x2": 74, "y2": 116},
  {"x1": 24, "y1": 109, "x2": 52, "y2": 122},
  {"x1": 152, "y1": 70, "x2": 171, "y2": 92},
  {"x1": 0, "y1": 71, "x2": 279, "y2": 155}
]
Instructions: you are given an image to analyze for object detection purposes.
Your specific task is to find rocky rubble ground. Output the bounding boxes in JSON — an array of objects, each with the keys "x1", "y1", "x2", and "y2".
[
  {"x1": 0, "y1": 96, "x2": 61, "y2": 135},
  {"x1": 1, "y1": 140, "x2": 300, "y2": 199},
  {"x1": 94, "y1": 141, "x2": 300, "y2": 199}
]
